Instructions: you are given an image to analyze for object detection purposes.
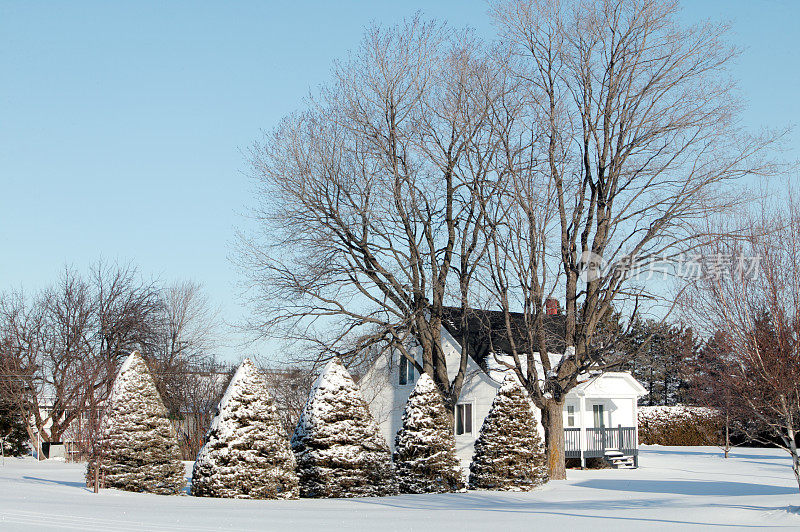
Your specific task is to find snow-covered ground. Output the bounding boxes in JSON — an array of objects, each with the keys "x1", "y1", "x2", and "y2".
[{"x1": 1, "y1": 446, "x2": 798, "y2": 531}]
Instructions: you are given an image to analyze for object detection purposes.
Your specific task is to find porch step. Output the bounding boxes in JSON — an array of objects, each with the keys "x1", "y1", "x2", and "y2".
[{"x1": 605, "y1": 454, "x2": 635, "y2": 469}]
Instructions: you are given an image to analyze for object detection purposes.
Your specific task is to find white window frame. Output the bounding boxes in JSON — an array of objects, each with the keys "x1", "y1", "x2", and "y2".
[
  {"x1": 566, "y1": 404, "x2": 575, "y2": 427},
  {"x1": 455, "y1": 401, "x2": 474, "y2": 436},
  {"x1": 399, "y1": 355, "x2": 415, "y2": 386}
]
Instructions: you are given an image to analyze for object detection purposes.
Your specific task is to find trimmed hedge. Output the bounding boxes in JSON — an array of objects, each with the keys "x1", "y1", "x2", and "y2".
[{"x1": 638, "y1": 406, "x2": 721, "y2": 446}]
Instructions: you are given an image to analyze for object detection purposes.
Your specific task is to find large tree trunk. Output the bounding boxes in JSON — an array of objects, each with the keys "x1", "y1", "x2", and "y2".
[
  {"x1": 25, "y1": 423, "x2": 43, "y2": 460},
  {"x1": 723, "y1": 412, "x2": 730, "y2": 459},
  {"x1": 791, "y1": 445, "x2": 800, "y2": 494},
  {"x1": 788, "y1": 428, "x2": 800, "y2": 494},
  {"x1": 543, "y1": 399, "x2": 566, "y2": 480}
]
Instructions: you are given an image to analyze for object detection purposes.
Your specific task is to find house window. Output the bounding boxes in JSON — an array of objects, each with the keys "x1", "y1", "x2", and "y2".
[
  {"x1": 399, "y1": 356, "x2": 415, "y2": 385},
  {"x1": 566, "y1": 405, "x2": 575, "y2": 427},
  {"x1": 455, "y1": 403, "x2": 473, "y2": 435},
  {"x1": 593, "y1": 404, "x2": 605, "y2": 428}
]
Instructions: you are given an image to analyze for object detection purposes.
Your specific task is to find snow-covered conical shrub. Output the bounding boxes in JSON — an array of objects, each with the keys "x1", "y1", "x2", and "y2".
[
  {"x1": 86, "y1": 351, "x2": 185, "y2": 494},
  {"x1": 469, "y1": 373, "x2": 548, "y2": 491},
  {"x1": 393, "y1": 373, "x2": 464, "y2": 493},
  {"x1": 191, "y1": 358, "x2": 299, "y2": 499},
  {"x1": 291, "y1": 357, "x2": 397, "y2": 498}
]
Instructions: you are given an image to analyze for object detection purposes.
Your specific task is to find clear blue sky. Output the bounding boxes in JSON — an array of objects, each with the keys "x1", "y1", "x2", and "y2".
[{"x1": 1, "y1": 1, "x2": 797, "y2": 362}]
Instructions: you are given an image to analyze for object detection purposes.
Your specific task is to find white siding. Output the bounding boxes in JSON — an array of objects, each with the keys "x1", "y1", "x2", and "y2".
[
  {"x1": 358, "y1": 330, "x2": 645, "y2": 473},
  {"x1": 358, "y1": 348, "x2": 417, "y2": 453}
]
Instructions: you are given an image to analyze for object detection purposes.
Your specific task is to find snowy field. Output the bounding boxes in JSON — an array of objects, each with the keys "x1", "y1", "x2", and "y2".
[{"x1": 1, "y1": 446, "x2": 798, "y2": 531}]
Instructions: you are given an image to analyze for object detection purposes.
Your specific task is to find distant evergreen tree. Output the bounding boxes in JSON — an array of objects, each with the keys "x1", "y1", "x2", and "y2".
[
  {"x1": 86, "y1": 351, "x2": 185, "y2": 494},
  {"x1": 0, "y1": 400, "x2": 28, "y2": 456},
  {"x1": 393, "y1": 374, "x2": 464, "y2": 493},
  {"x1": 191, "y1": 358, "x2": 299, "y2": 499},
  {"x1": 291, "y1": 357, "x2": 397, "y2": 498},
  {"x1": 469, "y1": 374, "x2": 547, "y2": 491},
  {"x1": 628, "y1": 319, "x2": 698, "y2": 406}
]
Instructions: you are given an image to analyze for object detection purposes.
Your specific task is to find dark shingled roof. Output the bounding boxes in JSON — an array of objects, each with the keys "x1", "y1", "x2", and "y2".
[{"x1": 440, "y1": 306, "x2": 566, "y2": 372}]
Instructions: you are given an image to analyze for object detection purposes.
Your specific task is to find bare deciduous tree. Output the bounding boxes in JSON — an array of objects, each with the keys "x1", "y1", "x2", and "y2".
[
  {"x1": 686, "y1": 330, "x2": 751, "y2": 459},
  {"x1": 240, "y1": 17, "x2": 505, "y2": 405},
  {"x1": 682, "y1": 196, "x2": 800, "y2": 490},
  {"x1": 158, "y1": 280, "x2": 219, "y2": 366},
  {"x1": 482, "y1": 0, "x2": 780, "y2": 478},
  {"x1": 0, "y1": 262, "x2": 165, "y2": 457},
  {"x1": 164, "y1": 359, "x2": 232, "y2": 460},
  {"x1": 262, "y1": 366, "x2": 317, "y2": 436},
  {"x1": 240, "y1": 1, "x2": 781, "y2": 481},
  {"x1": 149, "y1": 280, "x2": 225, "y2": 458}
]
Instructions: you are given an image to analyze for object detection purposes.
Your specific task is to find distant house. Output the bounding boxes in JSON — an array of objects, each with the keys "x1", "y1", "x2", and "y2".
[
  {"x1": 30, "y1": 362, "x2": 233, "y2": 461},
  {"x1": 359, "y1": 305, "x2": 647, "y2": 470},
  {"x1": 30, "y1": 395, "x2": 95, "y2": 461}
]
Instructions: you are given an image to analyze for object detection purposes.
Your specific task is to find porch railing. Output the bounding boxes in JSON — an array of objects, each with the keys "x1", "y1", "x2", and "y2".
[
  {"x1": 564, "y1": 426, "x2": 637, "y2": 459},
  {"x1": 564, "y1": 428, "x2": 582, "y2": 457}
]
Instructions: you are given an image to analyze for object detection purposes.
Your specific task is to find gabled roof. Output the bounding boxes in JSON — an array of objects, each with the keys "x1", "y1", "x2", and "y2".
[
  {"x1": 438, "y1": 308, "x2": 646, "y2": 397},
  {"x1": 440, "y1": 306, "x2": 566, "y2": 372},
  {"x1": 571, "y1": 371, "x2": 648, "y2": 397}
]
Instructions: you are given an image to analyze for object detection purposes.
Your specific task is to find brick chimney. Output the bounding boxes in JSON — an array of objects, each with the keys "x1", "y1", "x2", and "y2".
[{"x1": 545, "y1": 298, "x2": 559, "y2": 315}]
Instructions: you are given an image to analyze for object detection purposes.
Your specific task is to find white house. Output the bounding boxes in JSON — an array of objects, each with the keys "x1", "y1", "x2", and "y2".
[{"x1": 359, "y1": 306, "x2": 647, "y2": 470}]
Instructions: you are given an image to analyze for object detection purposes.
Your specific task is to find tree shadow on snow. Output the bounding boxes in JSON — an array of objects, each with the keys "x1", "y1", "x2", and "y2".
[
  {"x1": 349, "y1": 493, "x2": 771, "y2": 528},
  {"x1": 356, "y1": 492, "x2": 667, "y2": 512},
  {"x1": 575, "y1": 479, "x2": 796, "y2": 497},
  {"x1": 736, "y1": 458, "x2": 793, "y2": 471},
  {"x1": 642, "y1": 448, "x2": 786, "y2": 461},
  {"x1": 644, "y1": 465, "x2": 789, "y2": 483},
  {"x1": 708, "y1": 503, "x2": 800, "y2": 514},
  {"x1": 22, "y1": 476, "x2": 87, "y2": 489}
]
